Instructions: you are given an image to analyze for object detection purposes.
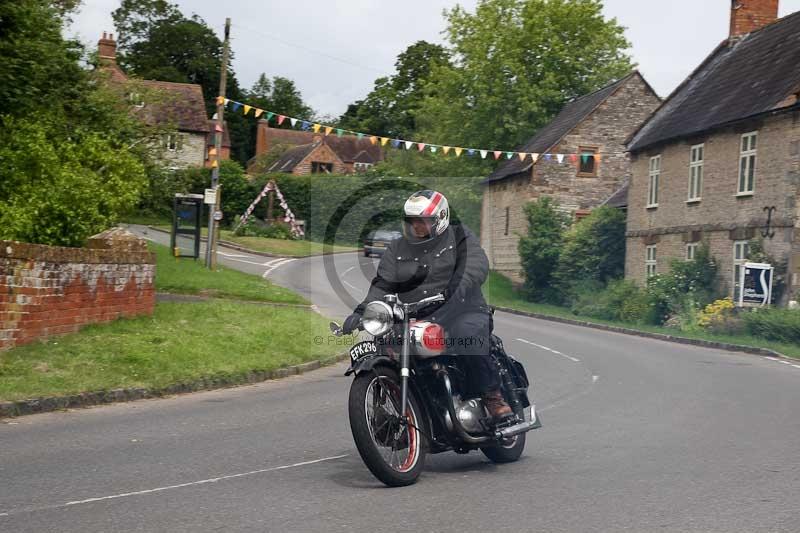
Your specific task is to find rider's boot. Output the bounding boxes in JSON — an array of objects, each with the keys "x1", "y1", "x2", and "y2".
[{"x1": 483, "y1": 389, "x2": 513, "y2": 422}]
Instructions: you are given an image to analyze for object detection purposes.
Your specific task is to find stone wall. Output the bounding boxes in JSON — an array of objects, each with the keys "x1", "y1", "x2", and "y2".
[
  {"x1": 625, "y1": 111, "x2": 800, "y2": 301},
  {"x1": 0, "y1": 229, "x2": 156, "y2": 351},
  {"x1": 159, "y1": 132, "x2": 207, "y2": 168},
  {"x1": 482, "y1": 74, "x2": 661, "y2": 282}
]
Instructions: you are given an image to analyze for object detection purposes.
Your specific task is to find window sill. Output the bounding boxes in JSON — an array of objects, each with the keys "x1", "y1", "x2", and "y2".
[
  {"x1": 686, "y1": 198, "x2": 701, "y2": 204},
  {"x1": 646, "y1": 204, "x2": 658, "y2": 210},
  {"x1": 735, "y1": 192, "x2": 754, "y2": 198}
]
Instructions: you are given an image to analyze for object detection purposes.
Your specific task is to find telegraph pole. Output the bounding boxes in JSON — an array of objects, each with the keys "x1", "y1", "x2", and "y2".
[{"x1": 206, "y1": 17, "x2": 231, "y2": 269}]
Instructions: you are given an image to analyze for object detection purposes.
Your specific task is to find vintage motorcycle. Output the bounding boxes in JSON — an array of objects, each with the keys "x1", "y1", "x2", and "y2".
[{"x1": 331, "y1": 293, "x2": 541, "y2": 487}]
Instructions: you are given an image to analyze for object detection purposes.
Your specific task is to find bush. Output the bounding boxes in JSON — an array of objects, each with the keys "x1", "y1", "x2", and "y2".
[
  {"x1": 518, "y1": 197, "x2": 570, "y2": 302},
  {"x1": 570, "y1": 279, "x2": 648, "y2": 323},
  {"x1": 742, "y1": 308, "x2": 800, "y2": 344},
  {"x1": 233, "y1": 217, "x2": 293, "y2": 240}
]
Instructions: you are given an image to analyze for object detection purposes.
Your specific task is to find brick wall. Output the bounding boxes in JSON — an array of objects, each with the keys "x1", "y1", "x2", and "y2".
[
  {"x1": 482, "y1": 74, "x2": 661, "y2": 282},
  {"x1": 625, "y1": 111, "x2": 800, "y2": 301},
  {"x1": 0, "y1": 229, "x2": 156, "y2": 351},
  {"x1": 292, "y1": 143, "x2": 348, "y2": 175}
]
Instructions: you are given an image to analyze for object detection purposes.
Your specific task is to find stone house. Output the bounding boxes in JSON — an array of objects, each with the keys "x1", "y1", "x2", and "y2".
[
  {"x1": 97, "y1": 32, "x2": 226, "y2": 169},
  {"x1": 251, "y1": 121, "x2": 384, "y2": 175},
  {"x1": 625, "y1": 1, "x2": 800, "y2": 305},
  {"x1": 481, "y1": 71, "x2": 661, "y2": 282}
]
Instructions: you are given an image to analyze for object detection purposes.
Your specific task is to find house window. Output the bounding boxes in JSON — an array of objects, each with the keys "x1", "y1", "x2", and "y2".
[
  {"x1": 311, "y1": 162, "x2": 333, "y2": 174},
  {"x1": 577, "y1": 147, "x2": 598, "y2": 176},
  {"x1": 128, "y1": 92, "x2": 144, "y2": 107},
  {"x1": 354, "y1": 162, "x2": 373, "y2": 172},
  {"x1": 504, "y1": 207, "x2": 510, "y2": 236},
  {"x1": 688, "y1": 144, "x2": 703, "y2": 201},
  {"x1": 733, "y1": 240, "x2": 750, "y2": 301},
  {"x1": 647, "y1": 155, "x2": 660, "y2": 208},
  {"x1": 645, "y1": 245, "x2": 657, "y2": 278},
  {"x1": 738, "y1": 132, "x2": 757, "y2": 195},
  {"x1": 164, "y1": 133, "x2": 183, "y2": 152},
  {"x1": 686, "y1": 242, "x2": 699, "y2": 261}
]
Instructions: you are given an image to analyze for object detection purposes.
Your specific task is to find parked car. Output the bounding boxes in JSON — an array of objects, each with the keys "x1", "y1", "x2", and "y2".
[{"x1": 363, "y1": 230, "x2": 402, "y2": 257}]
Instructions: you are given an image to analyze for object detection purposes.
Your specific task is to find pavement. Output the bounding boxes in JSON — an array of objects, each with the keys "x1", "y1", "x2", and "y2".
[{"x1": 1, "y1": 225, "x2": 798, "y2": 532}]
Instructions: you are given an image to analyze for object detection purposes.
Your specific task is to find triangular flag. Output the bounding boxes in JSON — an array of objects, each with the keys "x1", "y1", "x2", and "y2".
[
  {"x1": 336, "y1": 128, "x2": 343, "y2": 137},
  {"x1": 280, "y1": 115, "x2": 288, "y2": 125},
  {"x1": 208, "y1": 147, "x2": 217, "y2": 157},
  {"x1": 493, "y1": 150, "x2": 502, "y2": 160},
  {"x1": 405, "y1": 140, "x2": 414, "y2": 150},
  {"x1": 215, "y1": 124, "x2": 223, "y2": 132},
  {"x1": 266, "y1": 112, "x2": 274, "y2": 121},
  {"x1": 594, "y1": 153, "x2": 602, "y2": 162},
  {"x1": 443, "y1": 146, "x2": 451, "y2": 155},
  {"x1": 391, "y1": 139, "x2": 401, "y2": 148},
  {"x1": 210, "y1": 160, "x2": 218, "y2": 168},
  {"x1": 254, "y1": 108, "x2": 263, "y2": 118},
  {"x1": 467, "y1": 149, "x2": 475, "y2": 156},
  {"x1": 357, "y1": 132, "x2": 364, "y2": 139},
  {"x1": 417, "y1": 143, "x2": 426, "y2": 152},
  {"x1": 569, "y1": 154, "x2": 578, "y2": 163},
  {"x1": 506, "y1": 152, "x2": 514, "y2": 159},
  {"x1": 479, "y1": 150, "x2": 488, "y2": 159},
  {"x1": 312, "y1": 123, "x2": 321, "y2": 133},
  {"x1": 518, "y1": 152, "x2": 527, "y2": 161},
  {"x1": 380, "y1": 137, "x2": 389, "y2": 146},
  {"x1": 216, "y1": 96, "x2": 225, "y2": 106},
  {"x1": 430, "y1": 145, "x2": 437, "y2": 153},
  {"x1": 231, "y1": 102, "x2": 242, "y2": 112},
  {"x1": 454, "y1": 147, "x2": 463, "y2": 157},
  {"x1": 532, "y1": 153, "x2": 540, "y2": 163},
  {"x1": 324, "y1": 126, "x2": 333, "y2": 136},
  {"x1": 223, "y1": 98, "x2": 230, "y2": 107},
  {"x1": 301, "y1": 121, "x2": 310, "y2": 130},
  {"x1": 369, "y1": 136, "x2": 377, "y2": 145},
  {"x1": 544, "y1": 154, "x2": 552, "y2": 161},
  {"x1": 556, "y1": 154, "x2": 564, "y2": 163},
  {"x1": 243, "y1": 105, "x2": 251, "y2": 115}
]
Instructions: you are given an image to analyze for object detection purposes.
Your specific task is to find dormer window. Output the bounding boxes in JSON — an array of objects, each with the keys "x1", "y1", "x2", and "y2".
[{"x1": 128, "y1": 92, "x2": 144, "y2": 108}]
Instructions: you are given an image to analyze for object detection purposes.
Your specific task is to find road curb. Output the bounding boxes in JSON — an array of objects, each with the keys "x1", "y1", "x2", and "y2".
[
  {"x1": 493, "y1": 305, "x2": 793, "y2": 361},
  {"x1": 0, "y1": 353, "x2": 349, "y2": 419},
  {"x1": 144, "y1": 225, "x2": 357, "y2": 258}
]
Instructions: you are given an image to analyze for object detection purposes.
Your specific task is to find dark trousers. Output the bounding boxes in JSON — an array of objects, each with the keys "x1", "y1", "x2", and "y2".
[{"x1": 443, "y1": 311, "x2": 499, "y2": 395}]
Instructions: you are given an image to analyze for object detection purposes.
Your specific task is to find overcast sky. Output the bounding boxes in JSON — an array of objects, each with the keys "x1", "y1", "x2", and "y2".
[{"x1": 68, "y1": 0, "x2": 800, "y2": 119}]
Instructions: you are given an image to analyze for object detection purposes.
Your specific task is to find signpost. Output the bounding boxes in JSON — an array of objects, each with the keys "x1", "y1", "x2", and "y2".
[{"x1": 738, "y1": 262, "x2": 774, "y2": 307}]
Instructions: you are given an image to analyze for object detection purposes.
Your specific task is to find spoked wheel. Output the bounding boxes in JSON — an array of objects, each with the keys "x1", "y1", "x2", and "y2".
[{"x1": 348, "y1": 367, "x2": 426, "y2": 486}]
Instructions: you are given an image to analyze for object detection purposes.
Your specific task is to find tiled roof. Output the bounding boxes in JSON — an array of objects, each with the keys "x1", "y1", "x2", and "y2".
[
  {"x1": 484, "y1": 72, "x2": 640, "y2": 184},
  {"x1": 267, "y1": 143, "x2": 319, "y2": 173},
  {"x1": 601, "y1": 182, "x2": 629, "y2": 209},
  {"x1": 323, "y1": 136, "x2": 383, "y2": 163},
  {"x1": 628, "y1": 11, "x2": 800, "y2": 152},
  {"x1": 135, "y1": 80, "x2": 210, "y2": 133}
]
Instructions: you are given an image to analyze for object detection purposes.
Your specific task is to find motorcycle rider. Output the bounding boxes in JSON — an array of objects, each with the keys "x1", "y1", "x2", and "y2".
[{"x1": 342, "y1": 190, "x2": 513, "y2": 421}]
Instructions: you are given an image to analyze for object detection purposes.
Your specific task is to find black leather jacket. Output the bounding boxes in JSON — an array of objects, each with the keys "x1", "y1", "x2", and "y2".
[{"x1": 355, "y1": 224, "x2": 489, "y2": 322}]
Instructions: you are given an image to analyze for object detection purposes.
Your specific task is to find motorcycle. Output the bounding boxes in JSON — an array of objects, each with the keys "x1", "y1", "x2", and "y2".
[{"x1": 330, "y1": 293, "x2": 541, "y2": 487}]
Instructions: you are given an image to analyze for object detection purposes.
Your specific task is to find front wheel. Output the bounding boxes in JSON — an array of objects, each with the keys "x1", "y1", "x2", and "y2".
[{"x1": 348, "y1": 367, "x2": 427, "y2": 486}]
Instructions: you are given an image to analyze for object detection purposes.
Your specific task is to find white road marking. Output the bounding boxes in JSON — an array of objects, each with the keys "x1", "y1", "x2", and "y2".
[
  {"x1": 262, "y1": 258, "x2": 296, "y2": 278},
  {"x1": 0, "y1": 455, "x2": 349, "y2": 518},
  {"x1": 217, "y1": 251, "x2": 252, "y2": 258},
  {"x1": 342, "y1": 266, "x2": 356, "y2": 276},
  {"x1": 592, "y1": 375, "x2": 599, "y2": 383},
  {"x1": 516, "y1": 338, "x2": 581, "y2": 363},
  {"x1": 760, "y1": 356, "x2": 800, "y2": 371}
]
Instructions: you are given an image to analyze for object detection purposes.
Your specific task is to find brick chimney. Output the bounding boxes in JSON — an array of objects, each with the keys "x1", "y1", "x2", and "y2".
[
  {"x1": 98, "y1": 31, "x2": 117, "y2": 64},
  {"x1": 730, "y1": 0, "x2": 779, "y2": 38}
]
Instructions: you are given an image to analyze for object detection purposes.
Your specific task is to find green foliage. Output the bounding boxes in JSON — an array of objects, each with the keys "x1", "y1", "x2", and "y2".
[
  {"x1": 742, "y1": 308, "x2": 800, "y2": 345},
  {"x1": 0, "y1": 117, "x2": 147, "y2": 246},
  {"x1": 339, "y1": 41, "x2": 451, "y2": 139},
  {"x1": 367, "y1": 149, "x2": 492, "y2": 179},
  {"x1": 570, "y1": 279, "x2": 649, "y2": 323},
  {"x1": 233, "y1": 219, "x2": 293, "y2": 240},
  {"x1": 555, "y1": 206, "x2": 626, "y2": 292},
  {"x1": 417, "y1": 0, "x2": 633, "y2": 150},
  {"x1": 518, "y1": 197, "x2": 571, "y2": 302}
]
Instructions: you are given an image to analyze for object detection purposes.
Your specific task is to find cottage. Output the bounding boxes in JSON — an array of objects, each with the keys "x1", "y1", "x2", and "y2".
[
  {"x1": 251, "y1": 121, "x2": 384, "y2": 175},
  {"x1": 481, "y1": 72, "x2": 661, "y2": 282},
  {"x1": 625, "y1": 0, "x2": 800, "y2": 304}
]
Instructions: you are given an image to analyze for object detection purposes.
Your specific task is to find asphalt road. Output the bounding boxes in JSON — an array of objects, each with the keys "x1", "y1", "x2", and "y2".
[{"x1": 1, "y1": 226, "x2": 799, "y2": 532}]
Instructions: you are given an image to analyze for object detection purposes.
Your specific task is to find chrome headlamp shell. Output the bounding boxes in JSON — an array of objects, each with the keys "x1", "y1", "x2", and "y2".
[{"x1": 362, "y1": 301, "x2": 393, "y2": 337}]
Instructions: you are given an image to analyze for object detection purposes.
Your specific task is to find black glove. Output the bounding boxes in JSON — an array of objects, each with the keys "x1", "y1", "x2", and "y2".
[{"x1": 342, "y1": 313, "x2": 362, "y2": 334}]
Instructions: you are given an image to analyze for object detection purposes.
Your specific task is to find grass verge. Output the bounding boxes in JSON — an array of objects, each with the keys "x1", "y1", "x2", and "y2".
[
  {"x1": 483, "y1": 271, "x2": 800, "y2": 359},
  {"x1": 0, "y1": 301, "x2": 340, "y2": 401},
  {"x1": 151, "y1": 242, "x2": 306, "y2": 304}
]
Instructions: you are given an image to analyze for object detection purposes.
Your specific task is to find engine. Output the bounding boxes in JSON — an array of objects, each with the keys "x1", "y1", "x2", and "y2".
[{"x1": 444, "y1": 395, "x2": 487, "y2": 434}]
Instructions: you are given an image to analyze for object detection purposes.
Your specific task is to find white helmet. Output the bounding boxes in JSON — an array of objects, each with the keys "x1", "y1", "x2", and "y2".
[{"x1": 402, "y1": 190, "x2": 450, "y2": 244}]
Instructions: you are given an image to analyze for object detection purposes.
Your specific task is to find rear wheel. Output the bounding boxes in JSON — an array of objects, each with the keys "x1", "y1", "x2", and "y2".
[
  {"x1": 348, "y1": 367, "x2": 426, "y2": 486},
  {"x1": 481, "y1": 432, "x2": 525, "y2": 463}
]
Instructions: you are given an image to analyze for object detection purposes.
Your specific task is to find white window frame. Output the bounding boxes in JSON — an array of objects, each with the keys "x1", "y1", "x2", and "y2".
[
  {"x1": 646, "y1": 245, "x2": 657, "y2": 278},
  {"x1": 164, "y1": 133, "x2": 183, "y2": 152},
  {"x1": 128, "y1": 92, "x2": 144, "y2": 108},
  {"x1": 688, "y1": 144, "x2": 703, "y2": 202},
  {"x1": 686, "y1": 242, "x2": 699, "y2": 261},
  {"x1": 647, "y1": 156, "x2": 660, "y2": 208},
  {"x1": 737, "y1": 132, "x2": 757, "y2": 195},
  {"x1": 733, "y1": 240, "x2": 750, "y2": 301}
]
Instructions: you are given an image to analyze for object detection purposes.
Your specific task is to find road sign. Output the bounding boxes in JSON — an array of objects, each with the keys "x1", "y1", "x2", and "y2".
[
  {"x1": 213, "y1": 210, "x2": 224, "y2": 222},
  {"x1": 204, "y1": 188, "x2": 217, "y2": 205}
]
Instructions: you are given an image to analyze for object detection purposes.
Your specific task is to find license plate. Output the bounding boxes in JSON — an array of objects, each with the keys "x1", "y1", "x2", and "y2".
[
  {"x1": 349, "y1": 340, "x2": 378, "y2": 363},
  {"x1": 373, "y1": 242, "x2": 385, "y2": 247}
]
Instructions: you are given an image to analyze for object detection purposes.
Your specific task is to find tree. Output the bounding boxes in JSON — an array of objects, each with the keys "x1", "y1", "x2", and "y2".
[
  {"x1": 555, "y1": 206, "x2": 626, "y2": 291},
  {"x1": 417, "y1": 0, "x2": 633, "y2": 150},
  {"x1": 518, "y1": 197, "x2": 571, "y2": 302},
  {"x1": 338, "y1": 41, "x2": 450, "y2": 139}
]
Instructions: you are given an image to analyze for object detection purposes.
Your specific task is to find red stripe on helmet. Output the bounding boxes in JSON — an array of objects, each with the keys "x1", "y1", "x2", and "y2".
[{"x1": 422, "y1": 192, "x2": 442, "y2": 216}]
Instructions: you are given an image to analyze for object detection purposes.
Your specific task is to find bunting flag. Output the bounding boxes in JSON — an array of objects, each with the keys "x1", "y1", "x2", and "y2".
[
  {"x1": 234, "y1": 180, "x2": 304, "y2": 237},
  {"x1": 208, "y1": 147, "x2": 217, "y2": 157},
  {"x1": 218, "y1": 96, "x2": 623, "y2": 163}
]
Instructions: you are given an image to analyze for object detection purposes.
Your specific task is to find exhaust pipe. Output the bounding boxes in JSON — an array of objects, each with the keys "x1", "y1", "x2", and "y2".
[{"x1": 495, "y1": 408, "x2": 542, "y2": 440}]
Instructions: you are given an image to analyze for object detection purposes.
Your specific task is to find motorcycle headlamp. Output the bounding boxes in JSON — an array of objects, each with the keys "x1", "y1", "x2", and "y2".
[{"x1": 362, "y1": 301, "x2": 393, "y2": 337}]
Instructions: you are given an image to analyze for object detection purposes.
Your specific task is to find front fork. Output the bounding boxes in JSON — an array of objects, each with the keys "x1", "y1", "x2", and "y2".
[{"x1": 399, "y1": 314, "x2": 411, "y2": 421}]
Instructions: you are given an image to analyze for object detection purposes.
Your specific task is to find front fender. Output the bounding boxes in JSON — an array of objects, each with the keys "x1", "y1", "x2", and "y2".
[{"x1": 344, "y1": 355, "x2": 397, "y2": 376}]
